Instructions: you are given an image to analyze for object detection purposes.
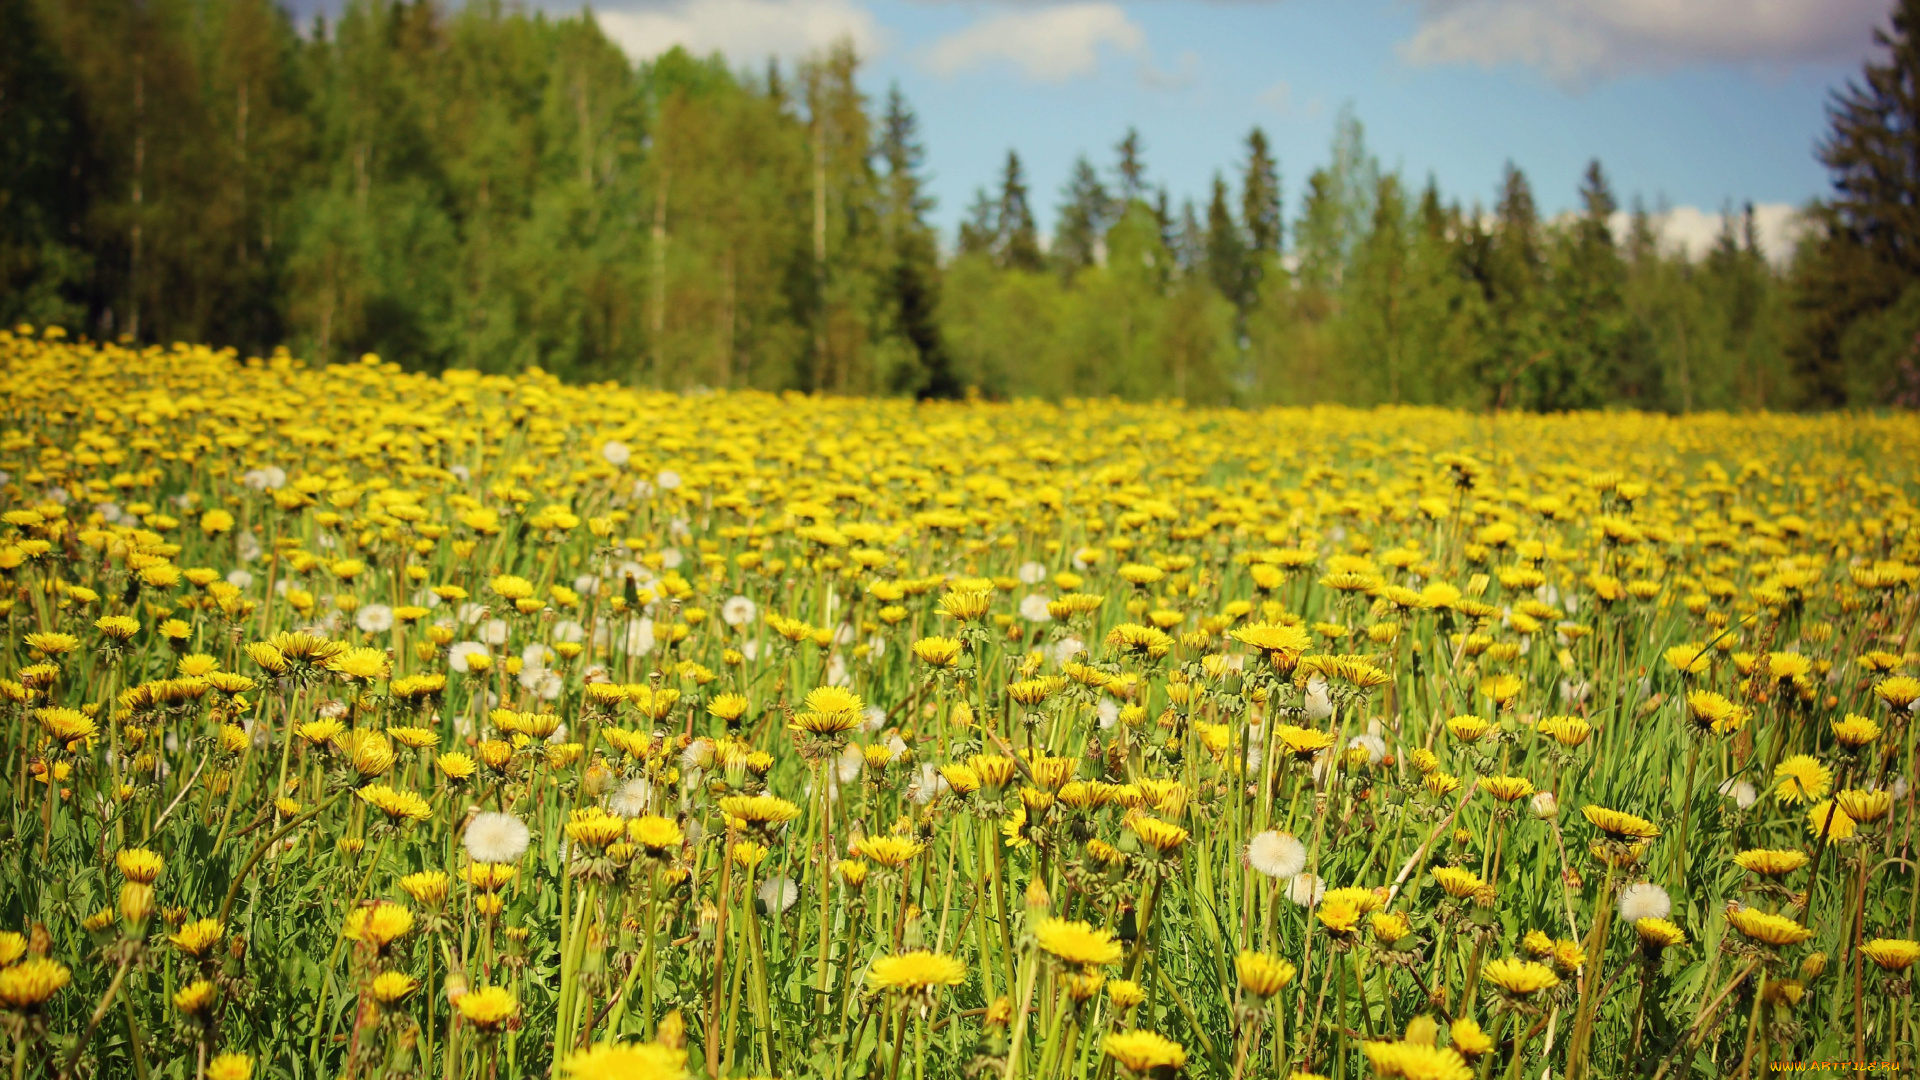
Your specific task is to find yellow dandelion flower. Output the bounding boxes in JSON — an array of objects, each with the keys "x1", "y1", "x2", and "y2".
[
  {"x1": 454, "y1": 985, "x2": 518, "y2": 1030},
  {"x1": 1772, "y1": 755, "x2": 1831, "y2": 804},
  {"x1": 1582, "y1": 805, "x2": 1660, "y2": 841},
  {"x1": 116, "y1": 848, "x2": 164, "y2": 884},
  {"x1": 1734, "y1": 849, "x2": 1809, "y2": 877},
  {"x1": 1861, "y1": 939, "x2": 1920, "y2": 972},
  {"x1": 1035, "y1": 918, "x2": 1125, "y2": 968},
  {"x1": 168, "y1": 918, "x2": 224, "y2": 958},
  {"x1": 0, "y1": 957, "x2": 70, "y2": 1008},
  {"x1": 867, "y1": 950, "x2": 966, "y2": 991},
  {"x1": 205, "y1": 1053, "x2": 253, "y2": 1080},
  {"x1": 343, "y1": 902, "x2": 414, "y2": 948},
  {"x1": 557, "y1": 1041, "x2": 687, "y2": 1079},
  {"x1": 172, "y1": 979, "x2": 218, "y2": 1015},
  {"x1": 1360, "y1": 1039, "x2": 1473, "y2": 1080},
  {"x1": 1481, "y1": 957, "x2": 1560, "y2": 996},
  {"x1": 1635, "y1": 918, "x2": 1686, "y2": 950},
  {"x1": 1103, "y1": 1030, "x2": 1187, "y2": 1074},
  {"x1": 1235, "y1": 951, "x2": 1296, "y2": 998},
  {"x1": 1727, "y1": 906, "x2": 1814, "y2": 947},
  {"x1": 370, "y1": 971, "x2": 420, "y2": 1004}
]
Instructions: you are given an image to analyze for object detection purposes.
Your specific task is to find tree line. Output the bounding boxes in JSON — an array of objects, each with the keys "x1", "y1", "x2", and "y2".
[{"x1": 3, "y1": 0, "x2": 1916, "y2": 409}]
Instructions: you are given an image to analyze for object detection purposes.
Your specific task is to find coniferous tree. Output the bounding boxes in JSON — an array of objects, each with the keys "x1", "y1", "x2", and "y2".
[
  {"x1": 1403, "y1": 178, "x2": 1483, "y2": 405},
  {"x1": 1176, "y1": 197, "x2": 1206, "y2": 276},
  {"x1": 0, "y1": 0, "x2": 96, "y2": 329},
  {"x1": 1291, "y1": 112, "x2": 1376, "y2": 291},
  {"x1": 877, "y1": 84, "x2": 954, "y2": 396},
  {"x1": 1115, "y1": 128, "x2": 1148, "y2": 205},
  {"x1": 1475, "y1": 162, "x2": 1547, "y2": 407},
  {"x1": 995, "y1": 150, "x2": 1043, "y2": 272},
  {"x1": 1054, "y1": 155, "x2": 1112, "y2": 276},
  {"x1": 799, "y1": 40, "x2": 881, "y2": 391},
  {"x1": 2, "y1": 2, "x2": 1813, "y2": 409},
  {"x1": 1241, "y1": 127, "x2": 1282, "y2": 257},
  {"x1": 1204, "y1": 172, "x2": 1248, "y2": 308},
  {"x1": 1535, "y1": 159, "x2": 1627, "y2": 409},
  {"x1": 958, "y1": 190, "x2": 997, "y2": 259},
  {"x1": 1346, "y1": 172, "x2": 1411, "y2": 403},
  {"x1": 1792, "y1": 0, "x2": 1920, "y2": 405}
]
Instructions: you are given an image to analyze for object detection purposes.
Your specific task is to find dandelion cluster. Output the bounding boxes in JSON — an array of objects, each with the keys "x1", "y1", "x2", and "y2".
[{"x1": 0, "y1": 329, "x2": 1917, "y2": 1077}]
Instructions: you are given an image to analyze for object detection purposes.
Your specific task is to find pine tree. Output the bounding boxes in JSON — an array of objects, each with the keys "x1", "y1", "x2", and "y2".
[
  {"x1": 1791, "y1": 0, "x2": 1920, "y2": 405},
  {"x1": 1534, "y1": 159, "x2": 1627, "y2": 409},
  {"x1": 1401, "y1": 177, "x2": 1483, "y2": 406},
  {"x1": 1204, "y1": 172, "x2": 1247, "y2": 306},
  {"x1": 1176, "y1": 197, "x2": 1206, "y2": 276},
  {"x1": 1053, "y1": 155, "x2": 1112, "y2": 276},
  {"x1": 1346, "y1": 172, "x2": 1411, "y2": 403},
  {"x1": 0, "y1": 0, "x2": 96, "y2": 329},
  {"x1": 1241, "y1": 127, "x2": 1282, "y2": 256},
  {"x1": 958, "y1": 189, "x2": 997, "y2": 258},
  {"x1": 765, "y1": 58, "x2": 787, "y2": 111},
  {"x1": 878, "y1": 84, "x2": 955, "y2": 397},
  {"x1": 1294, "y1": 170, "x2": 1343, "y2": 291},
  {"x1": 1115, "y1": 128, "x2": 1148, "y2": 205},
  {"x1": 1154, "y1": 186, "x2": 1175, "y2": 256},
  {"x1": 1475, "y1": 161, "x2": 1547, "y2": 406},
  {"x1": 1291, "y1": 110, "x2": 1376, "y2": 291},
  {"x1": 996, "y1": 150, "x2": 1043, "y2": 272}
]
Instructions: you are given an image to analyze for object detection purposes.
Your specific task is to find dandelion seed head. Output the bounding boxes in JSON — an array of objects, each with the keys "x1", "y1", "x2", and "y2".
[
  {"x1": 1247, "y1": 831, "x2": 1308, "y2": 879},
  {"x1": 464, "y1": 812, "x2": 530, "y2": 865}
]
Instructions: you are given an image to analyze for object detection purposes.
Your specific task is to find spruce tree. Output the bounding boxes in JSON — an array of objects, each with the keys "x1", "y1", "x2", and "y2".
[
  {"x1": 958, "y1": 189, "x2": 997, "y2": 258},
  {"x1": 1054, "y1": 155, "x2": 1113, "y2": 276},
  {"x1": 1177, "y1": 197, "x2": 1207, "y2": 276},
  {"x1": 1791, "y1": 0, "x2": 1920, "y2": 405},
  {"x1": 878, "y1": 84, "x2": 955, "y2": 397},
  {"x1": 1477, "y1": 162, "x2": 1547, "y2": 406},
  {"x1": 1115, "y1": 128, "x2": 1148, "y2": 205},
  {"x1": 1204, "y1": 172, "x2": 1248, "y2": 306},
  {"x1": 0, "y1": 0, "x2": 96, "y2": 329},
  {"x1": 1540, "y1": 158, "x2": 1628, "y2": 409},
  {"x1": 995, "y1": 150, "x2": 1043, "y2": 272},
  {"x1": 1241, "y1": 127, "x2": 1282, "y2": 256}
]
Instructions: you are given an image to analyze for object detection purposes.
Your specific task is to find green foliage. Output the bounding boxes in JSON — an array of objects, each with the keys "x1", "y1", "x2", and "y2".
[
  {"x1": 1791, "y1": 0, "x2": 1920, "y2": 408},
  {"x1": 3, "y1": 0, "x2": 1901, "y2": 409}
]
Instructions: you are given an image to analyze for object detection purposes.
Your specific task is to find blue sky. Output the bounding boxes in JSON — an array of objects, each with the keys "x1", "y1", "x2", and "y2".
[{"x1": 300, "y1": 0, "x2": 1899, "y2": 256}]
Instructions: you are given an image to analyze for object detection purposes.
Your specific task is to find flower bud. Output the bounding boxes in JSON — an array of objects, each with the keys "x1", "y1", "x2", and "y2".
[{"x1": 119, "y1": 882, "x2": 155, "y2": 929}]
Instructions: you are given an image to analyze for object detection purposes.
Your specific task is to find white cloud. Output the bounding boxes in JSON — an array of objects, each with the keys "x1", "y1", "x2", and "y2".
[
  {"x1": 1399, "y1": 0, "x2": 1891, "y2": 87},
  {"x1": 595, "y1": 0, "x2": 883, "y2": 63},
  {"x1": 1256, "y1": 78, "x2": 1324, "y2": 119},
  {"x1": 923, "y1": 2, "x2": 1145, "y2": 83},
  {"x1": 1586, "y1": 202, "x2": 1806, "y2": 265}
]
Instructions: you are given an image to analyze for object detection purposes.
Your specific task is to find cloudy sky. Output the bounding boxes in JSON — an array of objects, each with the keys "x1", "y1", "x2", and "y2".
[{"x1": 299, "y1": 0, "x2": 1897, "y2": 258}]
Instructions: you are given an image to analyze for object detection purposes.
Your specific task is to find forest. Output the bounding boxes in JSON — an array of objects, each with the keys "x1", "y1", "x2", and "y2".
[{"x1": 3, "y1": 0, "x2": 1918, "y2": 410}]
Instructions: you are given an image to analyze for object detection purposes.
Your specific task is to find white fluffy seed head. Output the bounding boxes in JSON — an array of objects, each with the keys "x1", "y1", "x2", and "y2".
[
  {"x1": 757, "y1": 876, "x2": 799, "y2": 913},
  {"x1": 1617, "y1": 882, "x2": 1672, "y2": 923},
  {"x1": 722, "y1": 595, "x2": 757, "y2": 627},
  {"x1": 464, "y1": 812, "x2": 530, "y2": 865},
  {"x1": 355, "y1": 604, "x2": 395, "y2": 633},
  {"x1": 1303, "y1": 676, "x2": 1334, "y2": 722},
  {"x1": 608, "y1": 779, "x2": 651, "y2": 818},
  {"x1": 1348, "y1": 735, "x2": 1386, "y2": 765},
  {"x1": 1286, "y1": 872, "x2": 1326, "y2": 908},
  {"x1": 1247, "y1": 830, "x2": 1309, "y2": 880}
]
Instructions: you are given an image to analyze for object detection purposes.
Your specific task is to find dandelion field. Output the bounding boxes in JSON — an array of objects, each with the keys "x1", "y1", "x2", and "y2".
[{"x1": 2, "y1": 331, "x2": 1920, "y2": 1080}]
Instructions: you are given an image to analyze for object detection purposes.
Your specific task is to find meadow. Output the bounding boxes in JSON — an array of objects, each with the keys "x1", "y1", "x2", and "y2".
[{"x1": 0, "y1": 327, "x2": 1918, "y2": 1080}]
